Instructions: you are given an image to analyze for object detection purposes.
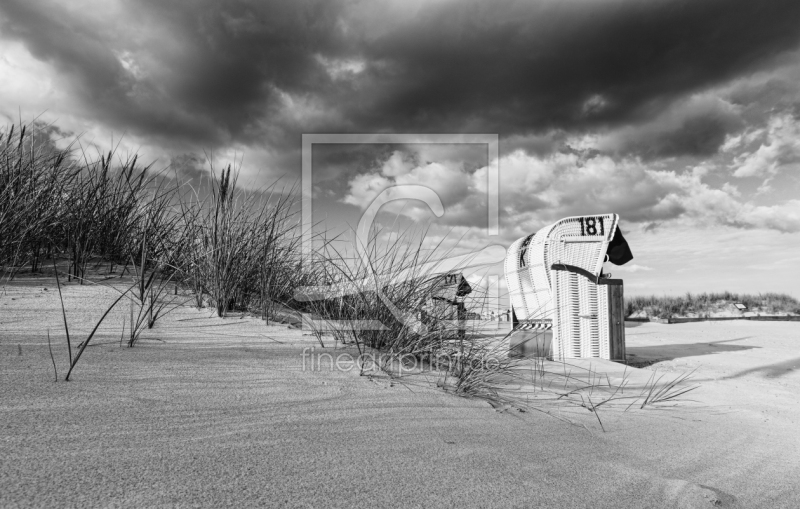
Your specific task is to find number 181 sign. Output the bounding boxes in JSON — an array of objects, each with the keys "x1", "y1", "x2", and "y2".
[{"x1": 578, "y1": 216, "x2": 605, "y2": 236}]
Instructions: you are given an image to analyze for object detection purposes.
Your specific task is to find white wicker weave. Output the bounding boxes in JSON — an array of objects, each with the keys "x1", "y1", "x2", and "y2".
[{"x1": 505, "y1": 214, "x2": 619, "y2": 359}]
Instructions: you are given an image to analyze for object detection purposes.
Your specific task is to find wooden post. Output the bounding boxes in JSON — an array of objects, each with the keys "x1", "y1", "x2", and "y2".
[
  {"x1": 457, "y1": 301, "x2": 466, "y2": 341},
  {"x1": 602, "y1": 279, "x2": 626, "y2": 361},
  {"x1": 130, "y1": 296, "x2": 134, "y2": 346},
  {"x1": 148, "y1": 286, "x2": 154, "y2": 327}
]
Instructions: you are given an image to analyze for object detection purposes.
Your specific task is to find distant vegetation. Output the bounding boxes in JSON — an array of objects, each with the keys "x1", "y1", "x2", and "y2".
[{"x1": 625, "y1": 292, "x2": 800, "y2": 319}]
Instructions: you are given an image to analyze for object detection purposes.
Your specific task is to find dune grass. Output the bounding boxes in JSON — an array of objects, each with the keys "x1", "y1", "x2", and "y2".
[
  {"x1": 1, "y1": 123, "x2": 78, "y2": 275},
  {"x1": 0, "y1": 121, "x2": 304, "y2": 319},
  {"x1": 179, "y1": 164, "x2": 306, "y2": 318}
]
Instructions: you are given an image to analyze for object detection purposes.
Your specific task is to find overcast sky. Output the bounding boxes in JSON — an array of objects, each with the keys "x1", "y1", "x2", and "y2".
[{"x1": 2, "y1": 0, "x2": 800, "y2": 297}]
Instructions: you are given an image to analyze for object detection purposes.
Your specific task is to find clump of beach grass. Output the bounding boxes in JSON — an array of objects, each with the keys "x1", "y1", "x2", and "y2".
[
  {"x1": 1, "y1": 120, "x2": 308, "y2": 321},
  {"x1": 177, "y1": 164, "x2": 306, "y2": 318},
  {"x1": 297, "y1": 222, "x2": 479, "y2": 365},
  {"x1": 1, "y1": 122, "x2": 78, "y2": 276},
  {"x1": 0, "y1": 120, "x2": 176, "y2": 282},
  {"x1": 438, "y1": 331, "x2": 699, "y2": 431}
]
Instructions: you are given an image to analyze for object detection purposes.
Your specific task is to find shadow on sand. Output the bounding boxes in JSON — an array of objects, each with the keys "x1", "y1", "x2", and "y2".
[
  {"x1": 625, "y1": 336, "x2": 758, "y2": 366},
  {"x1": 724, "y1": 356, "x2": 800, "y2": 379}
]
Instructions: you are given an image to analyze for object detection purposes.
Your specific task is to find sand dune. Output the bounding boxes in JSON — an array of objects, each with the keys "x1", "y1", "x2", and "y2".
[{"x1": 2, "y1": 281, "x2": 799, "y2": 507}]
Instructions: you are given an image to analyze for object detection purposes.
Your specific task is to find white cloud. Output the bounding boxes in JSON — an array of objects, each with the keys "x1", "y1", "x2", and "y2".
[
  {"x1": 581, "y1": 94, "x2": 609, "y2": 116},
  {"x1": 738, "y1": 199, "x2": 800, "y2": 233},
  {"x1": 721, "y1": 182, "x2": 741, "y2": 197},
  {"x1": 343, "y1": 146, "x2": 800, "y2": 235},
  {"x1": 0, "y1": 41, "x2": 63, "y2": 114},
  {"x1": 315, "y1": 54, "x2": 367, "y2": 80},
  {"x1": 342, "y1": 172, "x2": 393, "y2": 208},
  {"x1": 272, "y1": 86, "x2": 343, "y2": 127},
  {"x1": 380, "y1": 150, "x2": 415, "y2": 177},
  {"x1": 492, "y1": 150, "x2": 748, "y2": 232},
  {"x1": 732, "y1": 114, "x2": 800, "y2": 178},
  {"x1": 611, "y1": 264, "x2": 654, "y2": 273},
  {"x1": 720, "y1": 133, "x2": 743, "y2": 152},
  {"x1": 342, "y1": 150, "x2": 474, "y2": 221}
]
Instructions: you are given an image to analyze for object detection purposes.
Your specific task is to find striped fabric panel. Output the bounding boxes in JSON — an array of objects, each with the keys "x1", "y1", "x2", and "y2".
[
  {"x1": 504, "y1": 236, "x2": 528, "y2": 319},
  {"x1": 514, "y1": 322, "x2": 553, "y2": 331}
]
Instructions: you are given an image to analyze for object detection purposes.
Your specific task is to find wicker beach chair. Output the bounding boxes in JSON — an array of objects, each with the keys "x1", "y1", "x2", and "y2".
[{"x1": 504, "y1": 214, "x2": 623, "y2": 360}]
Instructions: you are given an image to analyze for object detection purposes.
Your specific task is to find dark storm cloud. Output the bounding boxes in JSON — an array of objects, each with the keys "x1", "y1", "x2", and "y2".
[
  {"x1": 728, "y1": 68, "x2": 800, "y2": 124},
  {"x1": 598, "y1": 96, "x2": 746, "y2": 158},
  {"x1": 0, "y1": 1, "x2": 224, "y2": 145},
  {"x1": 128, "y1": 0, "x2": 349, "y2": 142},
  {"x1": 2, "y1": 0, "x2": 800, "y2": 158},
  {"x1": 352, "y1": 0, "x2": 800, "y2": 135},
  {"x1": 634, "y1": 114, "x2": 743, "y2": 158},
  {"x1": 0, "y1": 0, "x2": 349, "y2": 147}
]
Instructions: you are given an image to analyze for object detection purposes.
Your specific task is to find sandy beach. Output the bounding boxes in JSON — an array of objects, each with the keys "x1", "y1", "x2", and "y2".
[
  {"x1": 4, "y1": 0, "x2": 800, "y2": 506},
  {"x1": 2, "y1": 280, "x2": 799, "y2": 508}
]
